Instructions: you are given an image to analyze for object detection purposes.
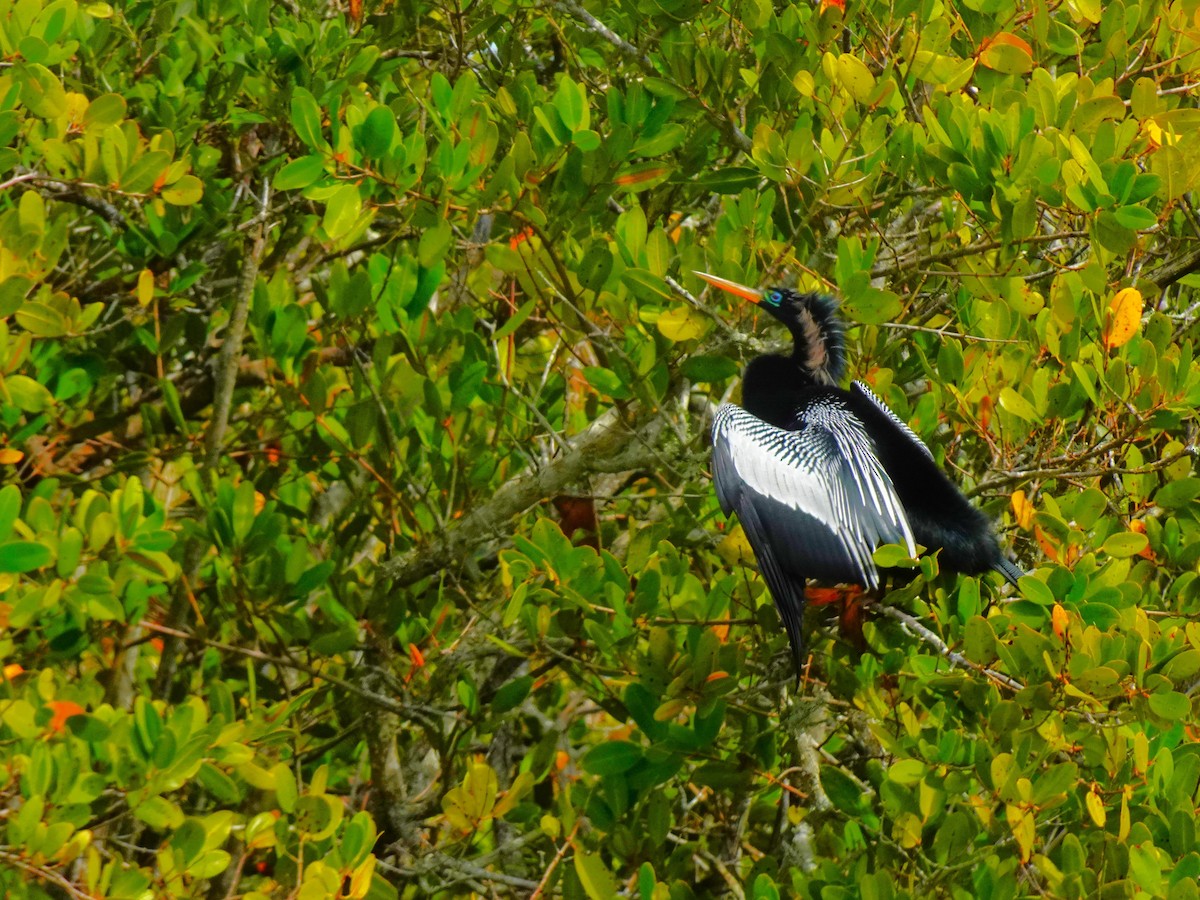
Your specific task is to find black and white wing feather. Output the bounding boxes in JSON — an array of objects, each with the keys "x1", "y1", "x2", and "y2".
[
  {"x1": 712, "y1": 401, "x2": 916, "y2": 665},
  {"x1": 850, "y1": 381, "x2": 933, "y2": 461}
]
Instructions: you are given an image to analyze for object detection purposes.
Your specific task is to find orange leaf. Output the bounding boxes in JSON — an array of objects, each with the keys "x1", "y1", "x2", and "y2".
[
  {"x1": 979, "y1": 32, "x2": 1033, "y2": 74},
  {"x1": 408, "y1": 643, "x2": 426, "y2": 668},
  {"x1": 805, "y1": 586, "x2": 845, "y2": 606},
  {"x1": 1105, "y1": 287, "x2": 1143, "y2": 350},
  {"x1": 1010, "y1": 490, "x2": 1035, "y2": 530},
  {"x1": 984, "y1": 31, "x2": 1033, "y2": 55},
  {"x1": 614, "y1": 165, "x2": 670, "y2": 186},
  {"x1": 2, "y1": 663, "x2": 24, "y2": 680},
  {"x1": 705, "y1": 671, "x2": 730, "y2": 683},
  {"x1": 46, "y1": 700, "x2": 86, "y2": 734},
  {"x1": 1129, "y1": 520, "x2": 1156, "y2": 560},
  {"x1": 0, "y1": 449, "x2": 23, "y2": 464},
  {"x1": 1035, "y1": 525, "x2": 1061, "y2": 563},
  {"x1": 979, "y1": 395, "x2": 992, "y2": 430},
  {"x1": 1051, "y1": 603, "x2": 1069, "y2": 641}
]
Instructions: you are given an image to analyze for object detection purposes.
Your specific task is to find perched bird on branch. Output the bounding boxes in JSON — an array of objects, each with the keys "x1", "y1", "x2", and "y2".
[{"x1": 697, "y1": 272, "x2": 1023, "y2": 675}]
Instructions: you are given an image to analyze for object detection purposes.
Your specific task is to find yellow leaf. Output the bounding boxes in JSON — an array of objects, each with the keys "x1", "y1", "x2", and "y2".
[
  {"x1": 1010, "y1": 489, "x2": 1034, "y2": 530},
  {"x1": 492, "y1": 771, "x2": 534, "y2": 818},
  {"x1": 893, "y1": 812, "x2": 922, "y2": 848},
  {"x1": 835, "y1": 54, "x2": 876, "y2": 103},
  {"x1": 442, "y1": 761, "x2": 499, "y2": 830},
  {"x1": 1085, "y1": 787, "x2": 1106, "y2": 827},
  {"x1": 1006, "y1": 804, "x2": 1035, "y2": 862},
  {"x1": 136, "y1": 269, "x2": 154, "y2": 307},
  {"x1": 1133, "y1": 732, "x2": 1149, "y2": 775},
  {"x1": 655, "y1": 307, "x2": 706, "y2": 342},
  {"x1": 716, "y1": 524, "x2": 754, "y2": 566},
  {"x1": 793, "y1": 70, "x2": 815, "y2": 97},
  {"x1": 1119, "y1": 787, "x2": 1130, "y2": 841},
  {"x1": 1105, "y1": 287, "x2": 1143, "y2": 350},
  {"x1": 0, "y1": 449, "x2": 23, "y2": 464},
  {"x1": 653, "y1": 698, "x2": 687, "y2": 721},
  {"x1": 348, "y1": 855, "x2": 376, "y2": 899}
]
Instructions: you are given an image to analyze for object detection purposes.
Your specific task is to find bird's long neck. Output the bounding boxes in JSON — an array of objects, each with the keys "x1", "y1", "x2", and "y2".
[
  {"x1": 742, "y1": 297, "x2": 846, "y2": 429},
  {"x1": 786, "y1": 296, "x2": 845, "y2": 387},
  {"x1": 742, "y1": 355, "x2": 816, "y2": 429}
]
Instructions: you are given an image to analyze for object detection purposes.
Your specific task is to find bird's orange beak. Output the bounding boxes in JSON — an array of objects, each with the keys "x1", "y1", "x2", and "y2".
[{"x1": 694, "y1": 271, "x2": 761, "y2": 304}]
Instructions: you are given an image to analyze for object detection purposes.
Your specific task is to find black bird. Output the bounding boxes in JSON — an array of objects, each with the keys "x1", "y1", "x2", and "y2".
[{"x1": 697, "y1": 272, "x2": 1024, "y2": 673}]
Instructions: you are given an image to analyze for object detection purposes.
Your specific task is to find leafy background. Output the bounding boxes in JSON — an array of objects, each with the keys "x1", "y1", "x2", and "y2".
[{"x1": 2, "y1": 0, "x2": 1200, "y2": 896}]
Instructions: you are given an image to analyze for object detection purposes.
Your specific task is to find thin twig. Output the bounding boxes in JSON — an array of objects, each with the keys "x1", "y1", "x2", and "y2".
[
  {"x1": 877, "y1": 606, "x2": 1025, "y2": 692},
  {"x1": 530, "y1": 819, "x2": 582, "y2": 900},
  {"x1": 141, "y1": 621, "x2": 436, "y2": 723}
]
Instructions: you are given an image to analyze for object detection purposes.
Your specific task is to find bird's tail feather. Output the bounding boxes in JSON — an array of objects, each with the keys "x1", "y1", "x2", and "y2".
[
  {"x1": 736, "y1": 501, "x2": 808, "y2": 683},
  {"x1": 992, "y1": 556, "x2": 1025, "y2": 587}
]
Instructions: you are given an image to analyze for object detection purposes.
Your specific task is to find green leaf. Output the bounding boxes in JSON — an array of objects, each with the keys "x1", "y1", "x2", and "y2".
[
  {"x1": 1018, "y1": 576, "x2": 1055, "y2": 605},
  {"x1": 491, "y1": 675, "x2": 533, "y2": 714},
  {"x1": 273, "y1": 763, "x2": 298, "y2": 812},
  {"x1": 1095, "y1": 210, "x2": 1136, "y2": 254},
  {"x1": 16, "y1": 301, "x2": 69, "y2": 337},
  {"x1": 1155, "y1": 478, "x2": 1200, "y2": 509},
  {"x1": 0, "y1": 540, "x2": 53, "y2": 572},
  {"x1": 1149, "y1": 692, "x2": 1191, "y2": 721},
  {"x1": 872, "y1": 542, "x2": 916, "y2": 568},
  {"x1": 17, "y1": 64, "x2": 67, "y2": 118},
  {"x1": 161, "y1": 175, "x2": 203, "y2": 205},
  {"x1": 418, "y1": 221, "x2": 452, "y2": 268},
  {"x1": 574, "y1": 851, "x2": 618, "y2": 900},
  {"x1": 275, "y1": 154, "x2": 326, "y2": 191},
  {"x1": 553, "y1": 76, "x2": 588, "y2": 132},
  {"x1": 694, "y1": 167, "x2": 762, "y2": 193},
  {"x1": 888, "y1": 759, "x2": 925, "y2": 785},
  {"x1": 621, "y1": 269, "x2": 673, "y2": 303},
  {"x1": 582, "y1": 741, "x2": 642, "y2": 776},
  {"x1": 1112, "y1": 206, "x2": 1158, "y2": 231},
  {"x1": 323, "y1": 184, "x2": 363, "y2": 240},
  {"x1": 358, "y1": 106, "x2": 396, "y2": 158},
  {"x1": 1102, "y1": 532, "x2": 1149, "y2": 558},
  {"x1": 998, "y1": 387, "x2": 1039, "y2": 423},
  {"x1": 291, "y1": 87, "x2": 324, "y2": 149},
  {"x1": 120, "y1": 150, "x2": 171, "y2": 194},
  {"x1": 842, "y1": 287, "x2": 902, "y2": 325},
  {"x1": 4, "y1": 375, "x2": 54, "y2": 413},
  {"x1": 682, "y1": 355, "x2": 739, "y2": 382},
  {"x1": 83, "y1": 93, "x2": 126, "y2": 130}
]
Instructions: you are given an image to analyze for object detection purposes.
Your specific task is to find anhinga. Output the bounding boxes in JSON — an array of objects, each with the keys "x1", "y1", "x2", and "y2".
[{"x1": 698, "y1": 272, "x2": 1024, "y2": 673}]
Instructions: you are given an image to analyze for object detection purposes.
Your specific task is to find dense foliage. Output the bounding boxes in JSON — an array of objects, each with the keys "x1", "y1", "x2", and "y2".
[{"x1": 3, "y1": 0, "x2": 1200, "y2": 895}]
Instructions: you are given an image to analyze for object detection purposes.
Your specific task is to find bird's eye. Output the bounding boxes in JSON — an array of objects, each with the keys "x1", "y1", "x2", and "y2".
[{"x1": 767, "y1": 291, "x2": 783, "y2": 306}]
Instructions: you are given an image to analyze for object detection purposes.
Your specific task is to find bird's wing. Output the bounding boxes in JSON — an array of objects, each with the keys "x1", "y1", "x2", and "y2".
[
  {"x1": 712, "y1": 402, "x2": 916, "y2": 593},
  {"x1": 850, "y1": 381, "x2": 934, "y2": 461}
]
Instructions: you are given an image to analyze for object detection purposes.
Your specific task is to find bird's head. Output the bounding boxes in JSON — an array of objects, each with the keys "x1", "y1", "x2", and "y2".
[{"x1": 695, "y1": 272, "x2": 846, "y2": 386}]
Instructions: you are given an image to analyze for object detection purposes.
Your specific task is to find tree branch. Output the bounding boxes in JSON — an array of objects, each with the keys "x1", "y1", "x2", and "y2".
[
  {"x1": 381, "y1": 404, "x2": 671, "y2": 586},
  {"x1": 1145, "y1": 241, "x2": 1200, "y2": 290},
  {"x1": 876, "y1": 605, "x2": 1024, "y2": 692},
  {"x1": 205, "y1": 189, "x2": 270, "y2": 470}
]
